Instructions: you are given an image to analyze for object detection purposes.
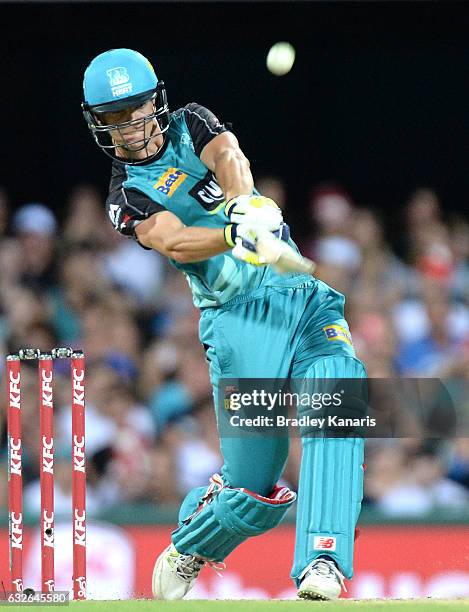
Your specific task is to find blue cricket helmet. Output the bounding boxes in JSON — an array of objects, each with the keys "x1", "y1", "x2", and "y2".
[
  {"x1": 82, "y1": 48, "x2": 170, "y2": 164},
  {"x1": 83, "y1": 48, "x2": 157, "y2": 111}
]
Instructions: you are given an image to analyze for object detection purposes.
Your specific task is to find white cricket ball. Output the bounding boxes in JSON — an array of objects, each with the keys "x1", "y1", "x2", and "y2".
[{"x1": 266, "y1": 42, "x2": 296, "y2": 76}]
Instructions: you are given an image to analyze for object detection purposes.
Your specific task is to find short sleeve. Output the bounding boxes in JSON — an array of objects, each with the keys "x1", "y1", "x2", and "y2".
[
  {"x1": 182, "y1": 103, "x2": 228, "y2": 157},
  {"x1": 106, "y1": 162, "x2": 166, "y2": 238}
]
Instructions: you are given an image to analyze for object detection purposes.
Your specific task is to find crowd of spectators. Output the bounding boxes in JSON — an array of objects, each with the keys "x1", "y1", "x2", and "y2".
[{"x1": 1, "y1": 181, "x2": 469, "y2": 519}]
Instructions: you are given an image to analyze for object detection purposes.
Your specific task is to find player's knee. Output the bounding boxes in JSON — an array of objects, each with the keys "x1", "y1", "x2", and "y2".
[
  {"x1": 212, "y1": 484, "x2": 296, "y2": 537},
  {"x1": 224, "y1": 464, "x2": 288, "y2": 498},
  {"x1": 221, "y1": 439, "x2": 290, "y2": 496},
  {"x1": 177, "y1": 473, "x2": 296, "y2": 538}
]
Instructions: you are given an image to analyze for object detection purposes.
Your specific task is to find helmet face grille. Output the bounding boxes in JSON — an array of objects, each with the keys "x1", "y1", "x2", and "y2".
[{"x1": 82, "y1": 82, "x2": 170, "y2": 165}]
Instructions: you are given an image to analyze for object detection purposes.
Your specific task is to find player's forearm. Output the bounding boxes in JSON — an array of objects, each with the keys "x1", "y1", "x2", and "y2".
[
  {"x1": 214, "y1": 148, "x2": 254, "y2": 202},
  {"x1": 151, "y1": 225, "x2": 229, "y2": 263}
]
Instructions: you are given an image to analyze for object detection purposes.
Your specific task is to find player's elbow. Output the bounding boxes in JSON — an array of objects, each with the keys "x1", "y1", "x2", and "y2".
[
  {"x1": 166, "y1": 249, "x2": 194, "y2": 264},
  {"x1": 215, "y1": 147, "x2": 250, "y2": 172},
  {"x1": 160, "y1": 235, "x2": 192, "y2": 263}
]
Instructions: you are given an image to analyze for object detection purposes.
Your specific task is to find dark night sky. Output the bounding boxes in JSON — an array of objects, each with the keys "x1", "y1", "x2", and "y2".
[{"x1": 1, "y1": 1, "x2": 468, "y2": 230}]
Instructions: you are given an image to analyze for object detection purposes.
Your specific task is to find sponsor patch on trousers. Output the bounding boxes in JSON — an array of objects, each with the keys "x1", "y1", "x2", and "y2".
[
  {"x1": 323, "y1": 324, "x2": 353, "y2": 346},
  {"x1": 313, "y1": 536, "x2": 336, "y2": 551}
]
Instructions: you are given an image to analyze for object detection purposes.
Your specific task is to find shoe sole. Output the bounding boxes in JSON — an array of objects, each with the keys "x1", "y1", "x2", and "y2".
[
  {"x1": 298, "y1": 585, "x2": 339, "y2": 601},
  {"x1": 298, "y1": 589, "x2": 329, "y2": 601}
]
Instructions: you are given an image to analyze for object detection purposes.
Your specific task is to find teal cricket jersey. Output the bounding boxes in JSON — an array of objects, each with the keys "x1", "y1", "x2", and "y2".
[{"x1": 106, "y1": 103, "x2": 309, "y2": 308}]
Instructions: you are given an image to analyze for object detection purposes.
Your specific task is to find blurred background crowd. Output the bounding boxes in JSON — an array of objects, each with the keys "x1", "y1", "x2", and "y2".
[{"x1": 1, "y1": 180, "x2": 469, "y2": 520}]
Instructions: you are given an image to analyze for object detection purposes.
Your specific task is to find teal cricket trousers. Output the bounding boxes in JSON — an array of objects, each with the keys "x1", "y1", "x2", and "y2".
[{"x1": 172, "y1": 278, "x2": 366, "y2": 583}]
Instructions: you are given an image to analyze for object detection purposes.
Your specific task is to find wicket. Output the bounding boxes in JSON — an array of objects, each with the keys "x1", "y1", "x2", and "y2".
[{"x1": 6, "y1": 347, "x2": 87, "y2": 600}]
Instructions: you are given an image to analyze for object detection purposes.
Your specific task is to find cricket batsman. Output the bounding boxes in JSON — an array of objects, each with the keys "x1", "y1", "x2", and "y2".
[{"x1": 82, "y1": 48, "x2": 366, "y2": 600}]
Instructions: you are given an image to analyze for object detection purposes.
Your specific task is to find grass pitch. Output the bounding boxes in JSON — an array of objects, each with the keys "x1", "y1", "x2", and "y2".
[{"x1": 4, "y1": 599, "x2": 469, "y2": 611}]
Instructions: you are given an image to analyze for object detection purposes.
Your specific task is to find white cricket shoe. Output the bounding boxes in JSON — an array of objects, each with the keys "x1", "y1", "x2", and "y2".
[
  {"x1": 152, "y1": 543, "x2": 207, "y2": 600},
  {"x1": 297, "y1": 557, "x2": 346, "y2": 600}
]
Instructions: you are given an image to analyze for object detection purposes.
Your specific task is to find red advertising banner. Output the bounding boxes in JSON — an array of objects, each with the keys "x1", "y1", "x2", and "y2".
[{"x1": 1, "y1": 524, "x2": 469, "y2": 599}]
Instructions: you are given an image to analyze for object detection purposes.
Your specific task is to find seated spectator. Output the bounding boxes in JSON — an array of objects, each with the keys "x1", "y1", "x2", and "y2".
[
  {"x1": 62, "y1": 184, "x2": 113, "y2": 249},
  {"x1": 307, "y1": 184, "x2": 355, "y2": 241},
  {"x1": 101, "y1": 237, "x2": 165, "y2": 307},
  {"x1": 351, "y1": 208, "x2": 416, "y2": 309},
  {"x1": 23, "y1": 451, "x2": 102, "y2": 517},
  {"x1": 447, "y1": 439, "x2": 469, "y2": 491},
  {"x1": 404, "y1": 188, "x2": 442, "y2": 262},
  {"x1": 366, "y1": 445, "x2": 469, "y2": 516},
  {"x1": 12, "y1": 203, "x2": 58, "y2": 292},
  {"x1": 395, "y1": 283, "x2": 469, "y2": 375},
  {"x1": 173, "y1": 400, "x2": 222, "y2": 495},
  {"x1": 3, "y1": 286, "x2": 50, "y2": 350},
  {"x1": 314, "y1": 235, "x2": 361, "y2": 295},
  {"x1": 255, "y1": 175, "x2": 287, "y2": 210}
]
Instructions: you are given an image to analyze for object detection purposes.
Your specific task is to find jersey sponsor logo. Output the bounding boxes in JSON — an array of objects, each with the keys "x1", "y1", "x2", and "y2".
[
  {"x1": 323, "y1": 324, "x2": 353, "y2": 346},
  {"x1": 154, "y1": 168, "x2": 187, "y2": 197},
  {"x1": 189, "y1": 171, "x2": 225, "y2": 211},
  {"x1": 106, "y1": 67, "x2": 133, "y2": 97},
  {"x1": 313, "y1": 536, "x2": 336, "y2": 551}
]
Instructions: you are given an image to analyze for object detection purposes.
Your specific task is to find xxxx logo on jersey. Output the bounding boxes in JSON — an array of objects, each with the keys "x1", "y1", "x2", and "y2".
[
  {"x1": 323, "y1": 324, "x2": 353, "y2": 347},
  {"x1": 154, "y1": 168, "x2": 187, "y2": 197}
]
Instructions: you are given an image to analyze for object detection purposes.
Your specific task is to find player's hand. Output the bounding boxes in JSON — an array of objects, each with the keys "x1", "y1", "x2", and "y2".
[
  {"x1": 225, "y1": 195, "x2": 283, "y2": 230},
  {"x1": 228, "y1": 222, "x2": 290, "y2": 267},
  {"x1": 231, "y1": 224, "x2": 268, "y2": 266}
]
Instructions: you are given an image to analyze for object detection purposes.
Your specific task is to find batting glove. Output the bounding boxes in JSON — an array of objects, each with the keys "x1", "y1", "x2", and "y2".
[
  {"x1": 224, "y1": 220, "x2": 290, "y2": 250},
  {"x1": 227, "y1": 222, "x2": 290, "y2": 267},
  {"x1": 225, "y1": 195, "x2": 283, "y2": 231}
]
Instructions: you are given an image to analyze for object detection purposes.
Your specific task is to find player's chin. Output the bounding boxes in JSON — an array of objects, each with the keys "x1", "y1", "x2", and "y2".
[
  {"x1": 118, "y1": 142, "x2": 148, "y2": 157},
  {"x1": 115, "y1": 147, "x2": 145, "y2": 162},
  {"x1": 122, "y1": 138, "x2": 145, "y2": 149}
]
